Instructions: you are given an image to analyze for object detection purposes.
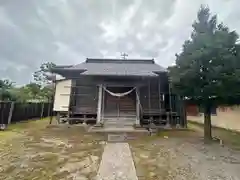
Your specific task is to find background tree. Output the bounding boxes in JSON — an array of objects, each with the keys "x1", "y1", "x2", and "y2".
[
  {"x1": 33, "y1": 62, "x2": 56, "y2": 87},
  {"x1": 169, "y1": 5, "x2": 240, "y2": 141},
  {"x1": 33, "y1": 62, "x2": 56, "y2": 101},
  {"x1": 0, "y1": 79, "x2": 15, "y2": 101},
  {"x1": 0, "y1": 62, "x2": 57, "y2": 102},
  {"x1": 24, "y1": 83, "x2": 41, "y2": 97},
  {"x1": 13, "y1": 83, "x2": 43, "y2": 102}
]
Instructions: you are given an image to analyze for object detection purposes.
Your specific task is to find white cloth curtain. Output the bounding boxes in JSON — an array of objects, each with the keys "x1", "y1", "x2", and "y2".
[{"x1": 103, "y1": 87, "x2": 136, "y2": 97}]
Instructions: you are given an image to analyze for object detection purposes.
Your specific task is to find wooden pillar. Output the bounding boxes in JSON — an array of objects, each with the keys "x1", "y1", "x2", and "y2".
[
  {"x1": 56, "y1": 112, "x2": 60, "y2": 124},
  {"x1": 158, "y1": 79, "x2": 161, "y2": 111},
  {"x1": 168, "y1": 82, "x2": 172, "y2": 126},
  {"x1": 135, "y1": 87, "x2": 140, "y2": 125},
  {"x1": 148, "y1": 80, "x2": 151, "y2": 119},
  {"x1": 176, "y1": 95, "x2": 181, "y2": 128},
  {"x1": 68, "y1": 79, "x2": 75, "y2": 118},
  {"x1": 166, "y1": 112, "x2": 171, "y2": 128},
  {"x1": 101, "y1": 85, "x2": 105, "y2": 121},
  {"x1": 97, "y1": 84, "x2": 103, "y2": 124},
  {"x1": 158, "y1": 78, "x2": 162, "y2": 124}
]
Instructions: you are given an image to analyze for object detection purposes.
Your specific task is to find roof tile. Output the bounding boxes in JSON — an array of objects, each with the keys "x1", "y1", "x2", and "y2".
[{"x1": 67, "y1": 58, "x2": 166, "y2": 77}]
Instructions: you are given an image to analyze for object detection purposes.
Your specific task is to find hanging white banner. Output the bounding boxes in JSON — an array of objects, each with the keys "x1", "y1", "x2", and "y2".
[{"x1": 103, "y1": 87, "x2": 136, "y2": 97}]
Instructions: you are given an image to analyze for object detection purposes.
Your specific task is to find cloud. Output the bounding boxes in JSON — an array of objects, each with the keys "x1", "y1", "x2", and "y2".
[
  {"x1": 0, "y1": 0, "x2": 239, "y2": 84},
  {"x1": 0, "y1": 6, "x2": 15, "y2": 27}
]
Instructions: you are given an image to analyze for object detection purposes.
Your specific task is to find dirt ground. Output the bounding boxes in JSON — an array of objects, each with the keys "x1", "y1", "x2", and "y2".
[
  {"x1": 130, "y1": 128, "x2": 240, "y2": 180},
  {"x1": 1, "y1": 119, "x2": 240, "y2": 180},
  {"x1": 0, "y1": 119, "x2": 105, "y2": 180}
]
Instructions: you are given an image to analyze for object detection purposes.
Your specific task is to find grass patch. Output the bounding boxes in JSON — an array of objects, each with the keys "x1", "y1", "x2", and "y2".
[
  {"x1": 0, "y1": 119, "x2": 105, "y2": 180},
  {"x1": 3, "y1": 118, "x2": 50, "y2": 132},
  {"x1": 188, "y1": 121, "x2": 240, "y2": 149},
  {"x1": 0, "y1": 118, "x2": 51, "y2": 142},
  {"x1": 157, "y1": 128, "x2": 198, "y2": 137}
]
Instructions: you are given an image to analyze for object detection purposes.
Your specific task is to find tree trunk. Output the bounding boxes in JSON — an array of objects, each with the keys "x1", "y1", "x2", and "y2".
[{"x1": 204, "y1": 104, "x2": 212, "y2": 141}]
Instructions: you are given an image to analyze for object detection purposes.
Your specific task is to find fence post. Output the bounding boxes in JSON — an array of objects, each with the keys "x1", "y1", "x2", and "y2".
[
  {"x1": 7, "y1": 102, "x2": 15, "y2": 124},
  {"x1": 41, "y1": 102, "x2": 45, "y2": 119},
  {"x1": 0, "y1": 103, "x2": 6, "y2": 130},
  {"x1": 49, "y1": 103, "x2": 53, "y2": 124},
  {"x1": 0, "y1": 102, "x2": 3, "y2": 125},
  {"x1": 48, "y1": 101, "x2": 51, "y2": 117}
]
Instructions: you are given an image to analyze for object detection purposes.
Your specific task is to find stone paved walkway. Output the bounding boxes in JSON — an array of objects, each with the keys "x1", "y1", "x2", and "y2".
[{"x1": 96, "y1": 143, "x2": 138, "y2": 180}]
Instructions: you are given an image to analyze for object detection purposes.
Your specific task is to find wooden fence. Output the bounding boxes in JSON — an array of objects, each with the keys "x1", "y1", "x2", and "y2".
[{"x1": 0, "y1": 102, "x2": 54, "y2": 125}]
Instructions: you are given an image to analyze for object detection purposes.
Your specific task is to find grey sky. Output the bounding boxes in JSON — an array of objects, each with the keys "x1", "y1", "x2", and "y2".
[{"x1": 0, "y1": 0, "x2": 239, "y2": 84}]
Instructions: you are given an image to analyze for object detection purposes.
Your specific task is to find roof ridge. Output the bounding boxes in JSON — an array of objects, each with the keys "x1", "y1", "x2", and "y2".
[{"x1": 85, "y1": 58, "x2": 155, "y2": 64}]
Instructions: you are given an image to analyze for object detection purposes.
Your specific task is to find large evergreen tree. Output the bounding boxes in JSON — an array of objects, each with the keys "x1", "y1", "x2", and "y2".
[{"x1": 169, "y1": 5, "x2": 240, "y2": 140}]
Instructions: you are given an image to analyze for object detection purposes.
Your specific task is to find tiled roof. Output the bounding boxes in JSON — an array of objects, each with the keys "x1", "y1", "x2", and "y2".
[{"x1": 68, "y1": 58, "x2": 166, "y2": 77}]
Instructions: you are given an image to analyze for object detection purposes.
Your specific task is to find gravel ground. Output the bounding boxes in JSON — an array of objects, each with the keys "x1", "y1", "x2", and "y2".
[
  {"x1": 130, "y1": 131, "x2": 240, "y2": 180},
  {"x1": 0, "y1": 119, "x2": 105, "y2": 180},
  {"x1": 2, "y1": 119, "x2": 240, "y2": 180}
]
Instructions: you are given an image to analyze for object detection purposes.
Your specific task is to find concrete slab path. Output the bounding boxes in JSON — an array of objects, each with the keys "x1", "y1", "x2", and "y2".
[{"x1": 96, "y1": 143, "x2": 138, "y2": 180}]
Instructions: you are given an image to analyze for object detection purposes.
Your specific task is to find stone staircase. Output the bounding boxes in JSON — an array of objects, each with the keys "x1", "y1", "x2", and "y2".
[
  {"x1": 103, "y1": 117, "x2": 136, "y2": 128},
  {"x1": 88, "y1": 116, "x2": 148, "y2": 133}
]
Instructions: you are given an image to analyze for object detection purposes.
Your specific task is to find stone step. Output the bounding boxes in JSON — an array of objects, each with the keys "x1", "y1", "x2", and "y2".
[
  {"x1": 103, "y1": 117, "x2": 136, "y2": 119},
  {"x1": 103, "y1": 118, "x2": 136, "y2": 122},
  {"x1": 104, "y1": 124, "x2": 134, "y2": 128},
  {"x1": 101, "y1": 116, "x2": 137, "y2": 128},
  {"x1": 104, "y1": 119, "x2": 136, "y2": 122},
  {"x1": 104, "y1": 120, "x2": 136, "y2": 125},
  {"x1": 104, "y1": 122, "x2": 135, "y2": 126},
  {"x1": 104, "y1": 119, "x2": 135, "y2": 126},
  {"x1": 103, "y1": 114, "x2": 136, "y2": 117},
  {"x1": 102, "y1": 117, "x2": 136, "y2": 120},
  {"x1": 104, "y1": 126, "x2": 134, "y2": 130},
  {"x1": 88, "y1": 126, "x2": 148, "y2": 133}
]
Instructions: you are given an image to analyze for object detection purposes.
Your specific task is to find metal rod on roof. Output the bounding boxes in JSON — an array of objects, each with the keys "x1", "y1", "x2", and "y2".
[{"x1": 121, "y1": 52, "x2": 128, "y2": 59}]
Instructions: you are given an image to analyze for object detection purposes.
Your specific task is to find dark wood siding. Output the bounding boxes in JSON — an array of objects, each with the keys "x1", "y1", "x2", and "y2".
[
  {"x1": 67, "y1": 74, "x2": 187, "y2": 128},
  {"x1": 71, "y1": 80, "x2": 98, "y2": 115},
  {"x1": 139, "y1": 78, "x2": 165, "y2": 115}
]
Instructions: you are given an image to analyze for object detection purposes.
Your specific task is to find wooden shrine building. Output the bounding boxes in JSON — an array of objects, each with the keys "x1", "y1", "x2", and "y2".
[{"x1": 51, "y1": 58, "x2": 186, "y2": 128}]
